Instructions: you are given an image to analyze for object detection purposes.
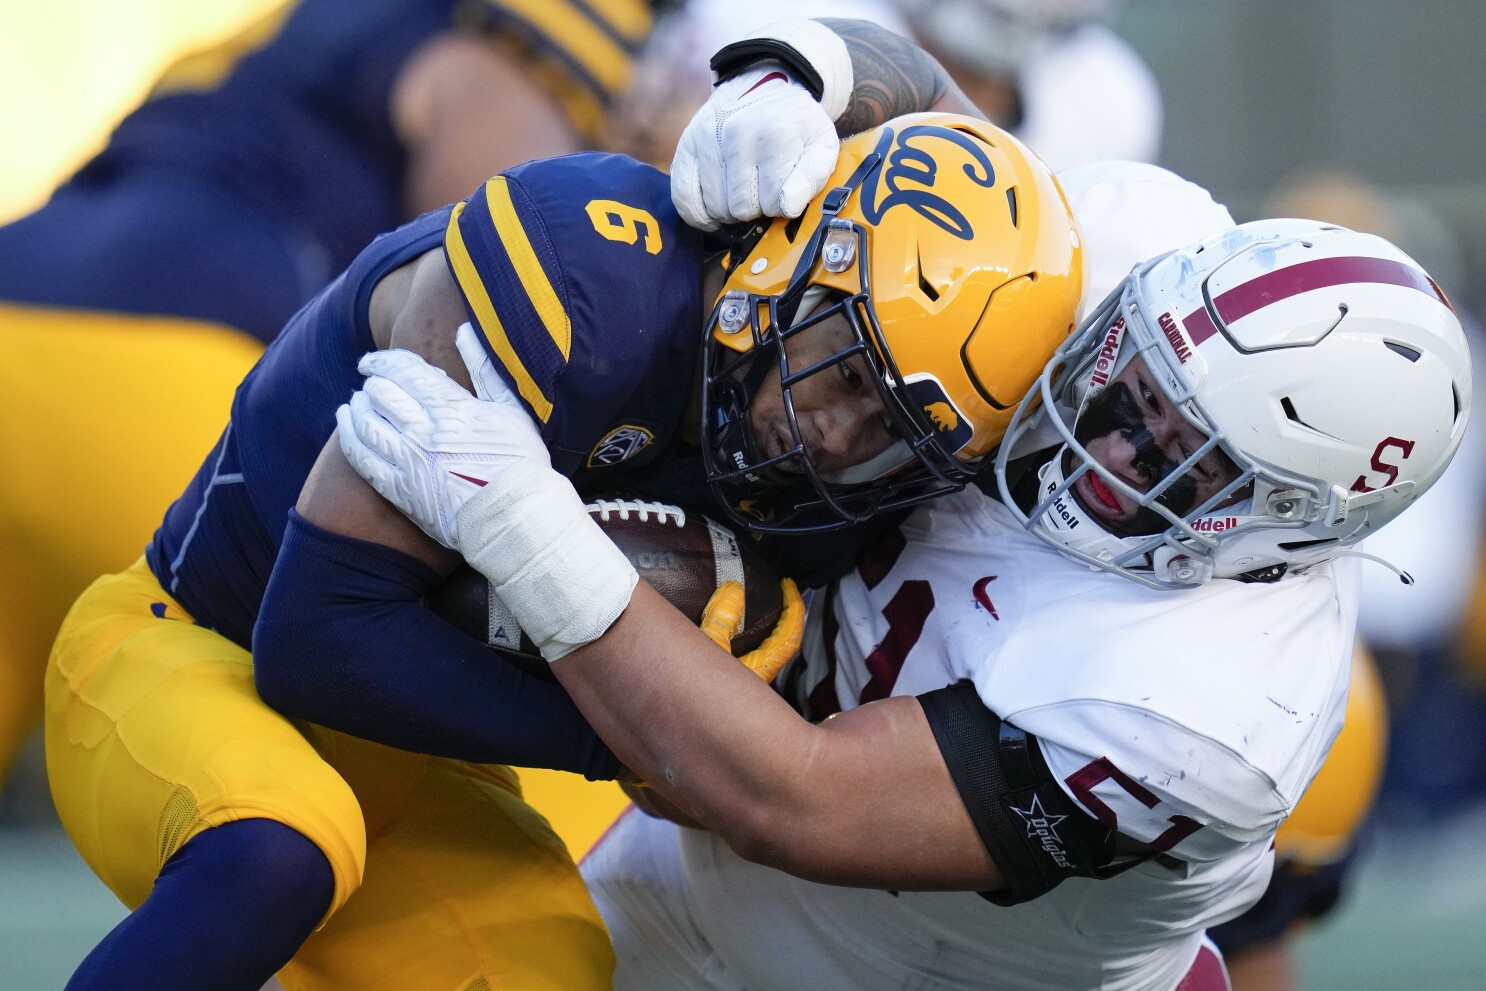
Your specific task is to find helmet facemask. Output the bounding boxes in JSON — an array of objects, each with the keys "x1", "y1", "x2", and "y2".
[
  {"x1": 701, "y1": 205, "x2": 980, "y2": 534},
  {"x1": 998, "y1": 220, "x2": 1472, "y2": 589},
  {"x1": 1001, "y1": 265, "x2": 1290, "y2": 588},
  {"x1": 701, "y1": 113, "x2": 1085, "y2": 535}
]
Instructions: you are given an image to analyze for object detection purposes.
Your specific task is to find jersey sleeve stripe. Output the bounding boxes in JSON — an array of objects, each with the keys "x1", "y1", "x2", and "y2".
[
  {"x1": 445, "y1": 201, "x2": 555, "y2": 423},
  {"x1": 479, "y1": 0, "x2": 641, "y2": 97},
  {"x1": 483, "y1": 177, "x2": 572, "y2": 361},
  {"x1": 578, "y1": 0, "x2": 653, "y2": 43}
]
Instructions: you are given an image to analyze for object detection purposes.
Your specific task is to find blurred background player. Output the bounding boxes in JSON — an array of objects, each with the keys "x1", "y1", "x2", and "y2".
[
  {"x1": 0, "y1": 0, "x2": 663, "y2": 821},
  {"x1": 886, "y1": 0, "x2": 1162, "y2": 170}
]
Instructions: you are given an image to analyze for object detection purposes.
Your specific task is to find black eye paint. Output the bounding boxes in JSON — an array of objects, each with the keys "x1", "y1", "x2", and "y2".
[
  {"x1": 1123, "y1": 428, "x2": 1199, "y2": 525},
  {"x1": 1074, "y1": 381, "x2": 1143, "y2": 447},
  {"x1": 1074, "y1": 382, "x2": 1199, "y2": 534}
]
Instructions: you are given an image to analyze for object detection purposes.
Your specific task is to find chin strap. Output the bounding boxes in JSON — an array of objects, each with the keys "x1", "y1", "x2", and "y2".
[
  {"x1": 1237, "y1": 549, "x2": 1414, "y2": 586},
  {"x1": 1330, "y1": 548, "x2": 1415, "y2": 585}
]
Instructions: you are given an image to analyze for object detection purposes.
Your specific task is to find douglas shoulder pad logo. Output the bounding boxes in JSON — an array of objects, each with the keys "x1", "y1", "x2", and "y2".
[
  {"x1": 588, "y1": 425, "x2": 654, "y2": 467},
  {"x1": 1009, "y1": 793, "x2": 1074, "y2": 870}
]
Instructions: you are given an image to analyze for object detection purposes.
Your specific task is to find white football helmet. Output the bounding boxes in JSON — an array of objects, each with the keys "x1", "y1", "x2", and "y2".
[
  {"x1": 894, "y1": 0, "x2": 1114, "y2": 77},
  {"x1": 995, "y1": 219, "x2": 1473, "y2": 589}
]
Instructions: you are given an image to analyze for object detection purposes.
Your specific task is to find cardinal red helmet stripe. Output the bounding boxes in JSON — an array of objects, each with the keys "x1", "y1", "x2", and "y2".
[{"x1": 1183, "y1": 255, "x2": 1450, "y2": 346}]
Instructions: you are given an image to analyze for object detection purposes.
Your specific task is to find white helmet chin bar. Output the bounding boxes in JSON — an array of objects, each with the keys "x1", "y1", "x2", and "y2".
[{"x1": 995, "y1": 219, "x2": 1468, "y2": 590}]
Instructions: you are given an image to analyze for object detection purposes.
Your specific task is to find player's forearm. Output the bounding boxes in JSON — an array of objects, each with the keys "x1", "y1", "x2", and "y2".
[
  {"x1": 394, "y1": 33, "x2": 581, "y2": 217},
  {"x1": 817, "y1": 18, "x2": 982, "y2": 134},
  {"x1": 255, "y1": 510, "x2": 620, "y2": 778},
  {"x1": 550, "y1": 582, "x2": 802, "y2": 832},
  {"x1": 551, "y1": 582, "x2": 1000, "y2": 889}
]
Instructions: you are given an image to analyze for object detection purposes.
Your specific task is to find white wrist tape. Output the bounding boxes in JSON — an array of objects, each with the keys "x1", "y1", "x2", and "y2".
[
  {"x1": 719, "y1": 19, "x2": 854, "y2": 123},
  {"x1": 456, "y1": 460, "x2": 639, "y2": 662}
]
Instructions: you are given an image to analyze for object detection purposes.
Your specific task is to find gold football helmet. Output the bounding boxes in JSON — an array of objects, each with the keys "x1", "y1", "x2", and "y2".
[{"x1": 701, "y1": 112, "x2": 1083, "y2": 532}]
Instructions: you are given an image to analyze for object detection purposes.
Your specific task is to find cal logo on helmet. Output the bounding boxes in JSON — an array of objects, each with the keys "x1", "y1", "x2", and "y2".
[{"x1": 904, "y1": 376, "x2": 974, "y2": 454}]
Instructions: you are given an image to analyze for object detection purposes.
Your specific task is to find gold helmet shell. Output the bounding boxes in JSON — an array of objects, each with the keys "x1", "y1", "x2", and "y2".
[{"x1": 703, "y1": 112, "x2": 1083, "y2": 531}]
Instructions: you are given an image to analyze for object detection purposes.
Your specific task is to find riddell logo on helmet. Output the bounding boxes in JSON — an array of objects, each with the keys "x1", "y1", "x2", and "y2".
[
  {"x1": 1088, "y1": 317, "x2": 1125, "y2": 388},
  {"x1": 1158, "y1": 313, "x2": 1193, "y2": 364},
  {"x1": 1189, "y1": 516, "x2": 1237, "y2": 532}
]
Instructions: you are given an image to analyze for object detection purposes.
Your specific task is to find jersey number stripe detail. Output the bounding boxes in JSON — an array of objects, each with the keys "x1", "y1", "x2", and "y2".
[
  {"x1": 859, "y1": 580, "x2": 934, "y2": 704},
  {"x1": 1064, "y1": 757, "x2": 1204, "y2": 851}
]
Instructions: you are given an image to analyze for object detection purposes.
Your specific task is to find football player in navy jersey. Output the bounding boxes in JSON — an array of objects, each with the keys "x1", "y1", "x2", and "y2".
[
  {"x1": 43, "y1": 20, "x2": 1085, "y2": 989},
  {"x1": 344, "y1": 200, "x2": 1469, "y2": 991},
  {"x1": 0, "y1": 0, "x2": 662, "y2": 797},
  {"x1": 340, "y1": 20, "x2": 1475, "y2": 991}
]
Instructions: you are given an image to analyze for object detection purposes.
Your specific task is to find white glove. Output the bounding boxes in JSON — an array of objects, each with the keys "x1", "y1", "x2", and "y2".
[
  {"x1": 337, "y1": 324, "x2": 550, "y2": 550},
  {"x1": 457, "y1": 461, "x2": 639, "y2": 661},
  {"x1": 670, "y1": 65, "x2": 840, "y2": 231},
  {"x1": 452, "y1": 320, "x2": 523, "y2": 411}
]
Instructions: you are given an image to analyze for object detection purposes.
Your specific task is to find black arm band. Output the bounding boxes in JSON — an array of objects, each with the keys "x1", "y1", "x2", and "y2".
[
  {"x1": 919, "y1": 680, "x2": 1116, "y2": 906},
  {"x1": 710, "y1": 40, "x2": 825, "y2": 100}
]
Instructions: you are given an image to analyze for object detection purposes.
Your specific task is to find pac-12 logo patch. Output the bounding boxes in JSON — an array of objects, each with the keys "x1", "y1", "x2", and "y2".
[
  {"x1": 588, "y1": 425, "x2": 654, "y2": 467},
  {"x1": 903, "y1": 375, "x2": 973, "y2": 454}
]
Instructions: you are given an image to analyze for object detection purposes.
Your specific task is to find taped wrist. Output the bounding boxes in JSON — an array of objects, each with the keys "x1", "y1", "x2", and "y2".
[
  {"x1": 710, "y1": 19, "x2": 853, "y2": 122},
  {"x1": 456, "y1": 460, "x2": 639, "y2": 661}
]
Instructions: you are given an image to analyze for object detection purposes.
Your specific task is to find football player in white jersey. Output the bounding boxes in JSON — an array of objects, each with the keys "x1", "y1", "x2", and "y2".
[{"x1": 334, "y1": 117, "x2": 1472, "y2": 988}]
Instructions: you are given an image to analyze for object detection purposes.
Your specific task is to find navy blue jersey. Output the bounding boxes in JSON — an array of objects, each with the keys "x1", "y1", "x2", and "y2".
[
  {"x1": 444, "y1": 152, "x2": 705, "y2": 478},
  {"x1": 0, "y1": 0, "x2": 656, "y2": 344},
  {"x1": 146, "y1": 205, "x2": 446, "y2": 644},
  {"x1": 148, "y1": 153, "x2": 893, "y2": 645},
  {"x1": 444, "y1": 152, "x2": 902, "y2": 584},
  {"x1": 146, "y1": 153, "x2": 698, "y2": 645}
]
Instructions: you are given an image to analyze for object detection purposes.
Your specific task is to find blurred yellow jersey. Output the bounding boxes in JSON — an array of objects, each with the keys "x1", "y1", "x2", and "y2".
[{"x1": 1275, "y1": 641, "x2": 1387, "y2": 866}]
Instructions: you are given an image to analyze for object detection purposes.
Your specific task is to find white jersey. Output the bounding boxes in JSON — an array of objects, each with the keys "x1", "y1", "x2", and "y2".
[
  {"x1": 585, "y1": 487, "x2": 1358, "y2": 991},
  {"x1": 1054, "y1": 161, "x2": 1234, "y2": 324}
]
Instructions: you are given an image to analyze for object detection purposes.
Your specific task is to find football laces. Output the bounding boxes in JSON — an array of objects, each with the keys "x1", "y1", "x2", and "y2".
[{"x1": 584, "y1": 499, "x2": 687, "y2": 527}]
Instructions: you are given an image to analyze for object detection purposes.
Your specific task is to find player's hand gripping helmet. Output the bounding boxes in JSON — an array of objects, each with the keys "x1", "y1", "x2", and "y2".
[
  {"x1": 996, "y1": 219, "x2": 1472, "y2": 588},
  {"x1": 701, "y1": 112, "x2": 1083, "y2": 533}
]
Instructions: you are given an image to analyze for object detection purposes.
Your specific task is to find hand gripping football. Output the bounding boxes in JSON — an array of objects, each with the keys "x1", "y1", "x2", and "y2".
[{"x1": 428, "y1": 499, "x2": 784, "y2": 674}]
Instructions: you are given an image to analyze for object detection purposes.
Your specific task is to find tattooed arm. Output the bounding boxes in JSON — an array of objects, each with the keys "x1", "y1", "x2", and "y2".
[
  {"x1": 669, "y1": 17, "x2": 985, "y2": 230},
  {"x1": 819, "y1": 18, "x2": 982, "y2": 135}
]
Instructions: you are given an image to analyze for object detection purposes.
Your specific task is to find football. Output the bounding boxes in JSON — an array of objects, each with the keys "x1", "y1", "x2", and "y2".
[{"x1": 428, "y1": 498, "x2": 784, "y2": 675}]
